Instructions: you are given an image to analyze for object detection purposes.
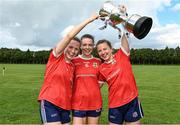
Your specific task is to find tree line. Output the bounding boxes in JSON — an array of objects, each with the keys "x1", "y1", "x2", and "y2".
[{"x1": 0, "y1": 46, "x2": 180, "y2": 64}]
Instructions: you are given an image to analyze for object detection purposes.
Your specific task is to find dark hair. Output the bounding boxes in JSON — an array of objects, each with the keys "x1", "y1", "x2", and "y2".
[
  {"x1": 96, "y1": 39, "x2": 112, "y2": 49},
  {"x1": 81, "y1": 34, "x2": 94, "y2": 44},
  {"x1": 73, "y1": 37, "x2": 81, "y2": 43}
]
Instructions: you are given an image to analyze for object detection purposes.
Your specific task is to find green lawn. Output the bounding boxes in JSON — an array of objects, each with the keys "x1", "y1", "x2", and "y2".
[{"x1": 0, "y1": 64, "x2": 180, "y2": 124}]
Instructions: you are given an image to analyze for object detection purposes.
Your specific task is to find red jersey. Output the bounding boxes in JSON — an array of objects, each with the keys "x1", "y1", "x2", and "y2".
[
  {"x1": 72, "y1": 55, "x2": 102, "y2": 110},
  {"x1": 38, "y1": 51, "x2": 74, "y2": 110},
  {"x1": 99, "y1": 49, "x2": 138, "y2": 108}
]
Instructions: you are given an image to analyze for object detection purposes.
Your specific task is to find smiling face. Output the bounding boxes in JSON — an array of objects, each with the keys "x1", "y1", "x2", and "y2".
[
  {"x1": 96, "y1": 40, "x2": 113, "y2": 62},
  {"x1": 64, "y1": 39, "x2": 80, "y2": 62},
  {"x1": 81, "y1": 37, "x2": 94, "y2": 58}
]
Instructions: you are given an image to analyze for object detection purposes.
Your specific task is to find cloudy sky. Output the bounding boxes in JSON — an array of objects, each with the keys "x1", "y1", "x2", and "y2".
[{"x1": 0, "y1": 0, "x2": 180, "y2": 51}]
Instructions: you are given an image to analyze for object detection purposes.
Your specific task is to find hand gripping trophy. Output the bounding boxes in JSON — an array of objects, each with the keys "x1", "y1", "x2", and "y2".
[{"x1": 99, "y1": 1, "x2": 153, "y2": 39}]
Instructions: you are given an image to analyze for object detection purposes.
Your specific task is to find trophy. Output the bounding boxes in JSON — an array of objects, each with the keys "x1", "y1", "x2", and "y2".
[{"x1": 99, "y1": 1, "x2": 153, "y2": 39}]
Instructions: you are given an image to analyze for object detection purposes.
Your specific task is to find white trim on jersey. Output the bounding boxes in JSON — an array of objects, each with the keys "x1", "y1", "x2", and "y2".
[
  {"x1": 78, "y1": 55, "x2": 94, "y2": 60},
  {"x1": 107, "y1": 69, "x2": 121, "y2": 81},
  {"x1": 98, "y1": 81, "x2": 105, "y2": 84},
  {"x1": 104, "y1": 55, "x2": 116, "y2": 64},
  {"x1": 76, "y1": 74, "x2": 97, "y2": 78},
  {"x1": 120, "y1": 45, "x2": 130, "y2": 56}
]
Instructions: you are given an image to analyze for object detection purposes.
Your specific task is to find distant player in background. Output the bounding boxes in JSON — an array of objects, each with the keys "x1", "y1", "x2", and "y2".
[
  {"x1": 72, "y1": 34, "x2": 102, "y2": 125},
  {"x1": 38, "y1": 14, "x2": 99, "y2": 125},
  {"x1": 2, "y1": 67, "x2": 6, "y2": 76}
]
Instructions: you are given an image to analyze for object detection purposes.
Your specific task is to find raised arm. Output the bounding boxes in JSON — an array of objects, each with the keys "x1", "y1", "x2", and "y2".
[
  {"x1": 54, "y1": 14, "x2": 99, "y2": 57},
  {"x1": 117, "y1": 4, "x2": 130, "y2": 54},
  {"x1": 121, "y1": 33, "x2": 130, "y2": 54}
]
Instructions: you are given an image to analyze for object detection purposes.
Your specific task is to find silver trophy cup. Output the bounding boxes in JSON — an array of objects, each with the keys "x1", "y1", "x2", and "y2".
[{"x1": 99, "y1": 1, "x2": 153, "y2": 39}]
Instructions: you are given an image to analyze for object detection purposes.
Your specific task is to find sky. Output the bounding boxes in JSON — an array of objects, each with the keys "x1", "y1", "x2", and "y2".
[{"x1": 0, "y1": 0, "x2": 180, "y2": 51}]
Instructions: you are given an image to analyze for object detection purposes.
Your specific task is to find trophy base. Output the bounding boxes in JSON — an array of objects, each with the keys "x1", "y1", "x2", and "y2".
[{"x1": 133, "y1": 17, "x2": 153, "y2": 39}]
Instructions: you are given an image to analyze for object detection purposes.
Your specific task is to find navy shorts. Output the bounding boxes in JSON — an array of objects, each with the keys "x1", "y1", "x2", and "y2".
[
  {"x1": 72, "y1": 108, "x2": 102, "y2": 117},
  {"x1": 39, "y1": 100, "x2": 70, "y2": 124},
  {"x1": 109, "y1": 97, "x2": 144, "y2": 124}
]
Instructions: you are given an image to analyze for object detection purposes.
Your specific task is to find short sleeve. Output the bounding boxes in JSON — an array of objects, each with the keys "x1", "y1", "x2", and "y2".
[
  {"x1": 98, "y1": 67, "x2": 106, "y2": 83},
  {"x1": 46, "y1": 50, "x2": 64, "y2": 67},
  {"x1": 115, "y1": 49, "x2": 130, "y2": 62}
]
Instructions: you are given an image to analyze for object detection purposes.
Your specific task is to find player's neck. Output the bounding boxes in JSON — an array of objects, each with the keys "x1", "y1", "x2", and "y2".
[
  {"x1": 105, "y1": 55, "x2": 115, "y2": 64},
  {"x1": 81, "y1": 54, "x2": 92, "y2": 59},
  {"x1": 65, "y1": 57, "x2": 71, "y2": 63}
]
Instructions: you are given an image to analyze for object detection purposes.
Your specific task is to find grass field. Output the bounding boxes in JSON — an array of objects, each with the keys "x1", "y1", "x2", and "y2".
[{"x1": 0, "y1": 64, "x2": 180, "y2": 124}]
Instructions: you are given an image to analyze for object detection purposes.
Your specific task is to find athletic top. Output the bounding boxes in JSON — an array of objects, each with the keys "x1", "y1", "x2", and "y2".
[
  {"x1": 99, "y1": 48, "x2": 138, "y2": 108},
  {"x1": 38, "y1": 50, "x2": 74, "y2": 110},
  {"x1": 72, "y1": 55, "x2": 102, "y2": 110}
]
